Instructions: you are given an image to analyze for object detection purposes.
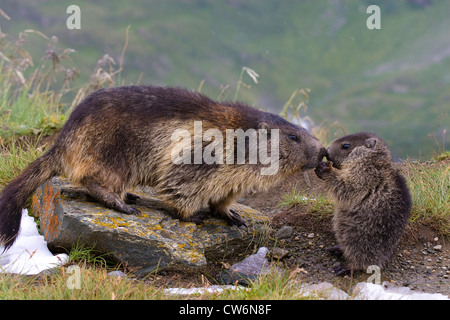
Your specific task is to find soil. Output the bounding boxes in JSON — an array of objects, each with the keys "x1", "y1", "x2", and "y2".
[{"x1": 153, "y1": 170, "x2": 449, "y2": 297}]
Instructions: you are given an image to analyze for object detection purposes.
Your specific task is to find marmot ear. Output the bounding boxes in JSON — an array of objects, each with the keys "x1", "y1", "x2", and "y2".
[
  {"x1": 365, "y1": 137, "x2": 378, "y2": 149},
  {"x1": 258, "y1": 122, "x2": 270, "y2": 130}
]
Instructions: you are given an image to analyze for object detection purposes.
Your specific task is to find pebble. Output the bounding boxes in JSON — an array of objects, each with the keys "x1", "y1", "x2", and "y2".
[
  {"x1": 271, "y1": 247, "x2": 289, "y2": 260},
  {"x1": 231, "y1": 247, "x2": 270, "y2": 273},
  {"x1": 218, "y1": 247, "x2": 275, "y2": 285},
  {"x1": 107, "y1": 270, "x2": 127, "y2": 278},
  {"x1": 433, "y1": 245, "x2": 442, "y2": 251},
  {"x1": 275, "y1": 226, "x2": 293, "y2": 239},
  {"x1": 307, "y1": 233, "x2": 315, "y2": 238}
]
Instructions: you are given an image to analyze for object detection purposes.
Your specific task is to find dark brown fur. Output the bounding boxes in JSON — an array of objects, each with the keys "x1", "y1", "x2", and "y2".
[
  {"x1": 315, "y1": 132, "x2": 411, "y2": 274},
  {"x1": 0, "y1": 85, "x2": 326, "y2": 249}
]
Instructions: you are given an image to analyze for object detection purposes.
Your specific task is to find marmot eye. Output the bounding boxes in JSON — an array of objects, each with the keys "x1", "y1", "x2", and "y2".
[
  {"x1": 342, "y1": 144, "x2": 351, "y2": 149},
  {"x1": 289, "y1": 135, "x2": 299, "y2": 141}
]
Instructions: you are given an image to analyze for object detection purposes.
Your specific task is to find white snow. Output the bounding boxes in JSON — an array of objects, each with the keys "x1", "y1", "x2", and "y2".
[
  {"x1": 353, "y1": 282, "x2": 449, "y2": 300},
  {"x1": 164, "y1": 285, "x2": 248, "y2": 296},
  {"x1": 0, "y1": 209, "x2": 69, "y2": 275}
]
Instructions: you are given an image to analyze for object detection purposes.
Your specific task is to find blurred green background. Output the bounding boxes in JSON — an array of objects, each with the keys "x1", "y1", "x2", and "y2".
[{"x1": 1, "y1": 0, "x2": 448, "y2": 159}]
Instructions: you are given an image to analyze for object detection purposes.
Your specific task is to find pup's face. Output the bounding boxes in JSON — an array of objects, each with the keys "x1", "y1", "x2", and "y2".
[{"x1": 326, "y1": 132, "x2": 379, "y2": 169}]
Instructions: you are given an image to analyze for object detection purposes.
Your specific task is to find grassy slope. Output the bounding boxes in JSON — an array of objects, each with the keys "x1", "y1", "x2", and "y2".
[{"x1": 0, "y1": 0, "x2": 449, "y2": 158}]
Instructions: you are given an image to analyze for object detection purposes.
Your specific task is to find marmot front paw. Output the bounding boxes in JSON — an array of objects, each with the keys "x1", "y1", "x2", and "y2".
[{"x1": 315, "y1": 161, "x2": 332, "y2": 179}]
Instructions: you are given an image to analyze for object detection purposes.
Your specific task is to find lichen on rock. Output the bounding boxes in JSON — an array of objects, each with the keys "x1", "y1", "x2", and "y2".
[{"x1": 32, "y1": 177, "x2": 270, "y2": 277}]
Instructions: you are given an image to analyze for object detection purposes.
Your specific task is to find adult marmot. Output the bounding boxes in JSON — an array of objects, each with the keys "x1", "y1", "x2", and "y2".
[
  {"x1": 315, "y1": 132, "x2": 411, "y2": 275},
  {"x1": 0, "y1": 85, "x2": 326, "y2": 250}
]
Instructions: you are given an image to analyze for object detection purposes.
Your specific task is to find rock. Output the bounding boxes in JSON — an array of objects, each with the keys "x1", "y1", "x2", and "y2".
[
  {"x1": 219, "y1": 247, "x2": 272, "y2": 286},
  {"x1": 31, "y1": 177, "x2": 270, "y2": 277},
  {"x1": 275, "y1": 226, "x2": 292, "y2": 239},
  {"x1": 107, "y1": 270, "x2": 127, "y2": 278},
  {"x1": 270, "y1": 247, "x2": 289, "y2": 260},
  {"x1": 230, "y1": 247, "x2": 271, "y2": 274},
  {"x1": 218, "y1": 270, "x2": 259, "y2": 286},
  {"x1": 433, "y1": 245, "x2": 442, "y2": 251}
]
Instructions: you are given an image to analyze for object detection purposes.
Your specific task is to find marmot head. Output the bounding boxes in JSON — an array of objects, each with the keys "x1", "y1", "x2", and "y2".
[
  {"x1": 326, "y1": 132, "x2": 390, "y2": 169},
  {"x1": 258, "y1": 115, "x2": 327, "y2": 174}
]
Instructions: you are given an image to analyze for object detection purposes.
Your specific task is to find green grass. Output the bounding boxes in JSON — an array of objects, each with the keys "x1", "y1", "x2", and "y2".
[
  {"x1": 0, "y1": 27, "x2": 126, "y2": 148},
  {"x1": 278, "y1": 185, "x2": 334, "y2": 220},
  {"x1": 0, "y1": 240, "x2": 166, "y2": 299},
  {"x1": 0, "y1": 260, "x2": 317, "y2": 300},
  {"x1": 0, "y1": 138, "x2": 45, "y2": 188},
  {"x1": 204, "y1": 268, "x2": 310, "y2": 300},
  {"x1": 64, "y1": 240, "x2": 114, "y2": 270},
  {"x1": 403, "y1": 160, "x2": 450, "y2": 237},
  {"x1": 0, "y1": 266, "x2": 169, "y2": 300},
  {"x1": 0, "y1": 75, "x2": 64, "y2": 140}
]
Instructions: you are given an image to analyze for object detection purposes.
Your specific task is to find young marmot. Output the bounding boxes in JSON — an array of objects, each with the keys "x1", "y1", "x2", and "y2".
[
  {"x1": 315, "y1": 132, "x2": 411, "y2": 275},
  {"x1": 0, "y1": 85, "x2": 326, "y2": 250}
]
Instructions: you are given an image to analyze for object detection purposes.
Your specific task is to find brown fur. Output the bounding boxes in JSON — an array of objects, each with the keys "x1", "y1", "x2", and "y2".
[
  {"x1": 0, "y1": 85, "x2": 326, "y2": 250},
  {"x1": 315, "y1": 132, "x2": 411, "y2": 274}
]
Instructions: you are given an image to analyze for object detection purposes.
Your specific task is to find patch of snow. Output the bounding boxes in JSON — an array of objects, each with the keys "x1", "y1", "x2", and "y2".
[
  {"x1": 164, "y1": 285, "x2": 247, "y2": 295},
  {"x1": 354, "y1": 282, "x2": 449, "y2": 300},
  {"x1": 0, "y1": 209, "x2": 68, "y2": 275},
  {"x1": 299, "y1": 282, "x2": 349, "y2": 300}
]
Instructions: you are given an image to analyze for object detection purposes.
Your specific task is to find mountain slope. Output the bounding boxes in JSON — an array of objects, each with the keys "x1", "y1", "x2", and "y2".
[{"x1": 0, "y1": 0, "x2": 448, "y2": 158}]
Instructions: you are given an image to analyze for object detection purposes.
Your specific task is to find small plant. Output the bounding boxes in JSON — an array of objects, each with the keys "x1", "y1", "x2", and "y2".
[
  {"x1": 204, "y1": 267, "x2": 318, "y2": 300},
  {"x1": 278, "y1": 88, "x2": 346, "y2": 147},
  {"x1": 64, "y1": 240, "x2": 112, "y2": 269},
  {"x1": 403, "y1": 160, "x2": 449, "y2": 237},
  {"x1": 0, "y1": 137, "x2": 45, "y2": 187},
  {"x1": 0, "y1": 25, "x2": 128, "y2": 144},
  {"x1": 233, "y1": 66, "x2": 259, "y2": 101},
  {"x1": 433, "y1": 151, "x2": 450, "y2": 161},
  {"x1": 429, "y1": 128, "x2": 448, "y2": 161},
  {"x1": 278, "y1": 185, "x2": 314, "y2": 208},
  {"x1": 279, "y1": 88, "x2": 311, "y2": 125},
  {"x1": 278, "y1": 185, "x2": 333, "y2": 219}
]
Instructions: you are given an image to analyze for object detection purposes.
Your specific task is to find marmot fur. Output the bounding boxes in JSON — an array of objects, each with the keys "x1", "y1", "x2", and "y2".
[
  {"x1": 315, "y1": 132, "x2": 411, "y2": 275},
  {"x1": 0, "y1": 85, "x2": 326, "y2": 249}
]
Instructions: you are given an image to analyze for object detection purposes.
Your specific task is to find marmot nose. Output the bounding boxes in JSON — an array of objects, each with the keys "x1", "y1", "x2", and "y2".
[
  {"x1": 325, "y1": 148, "x2": 330, "y2": 160},
  {"x1": 319, "y1": 147, "x2": 327, "y2": 160}
]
